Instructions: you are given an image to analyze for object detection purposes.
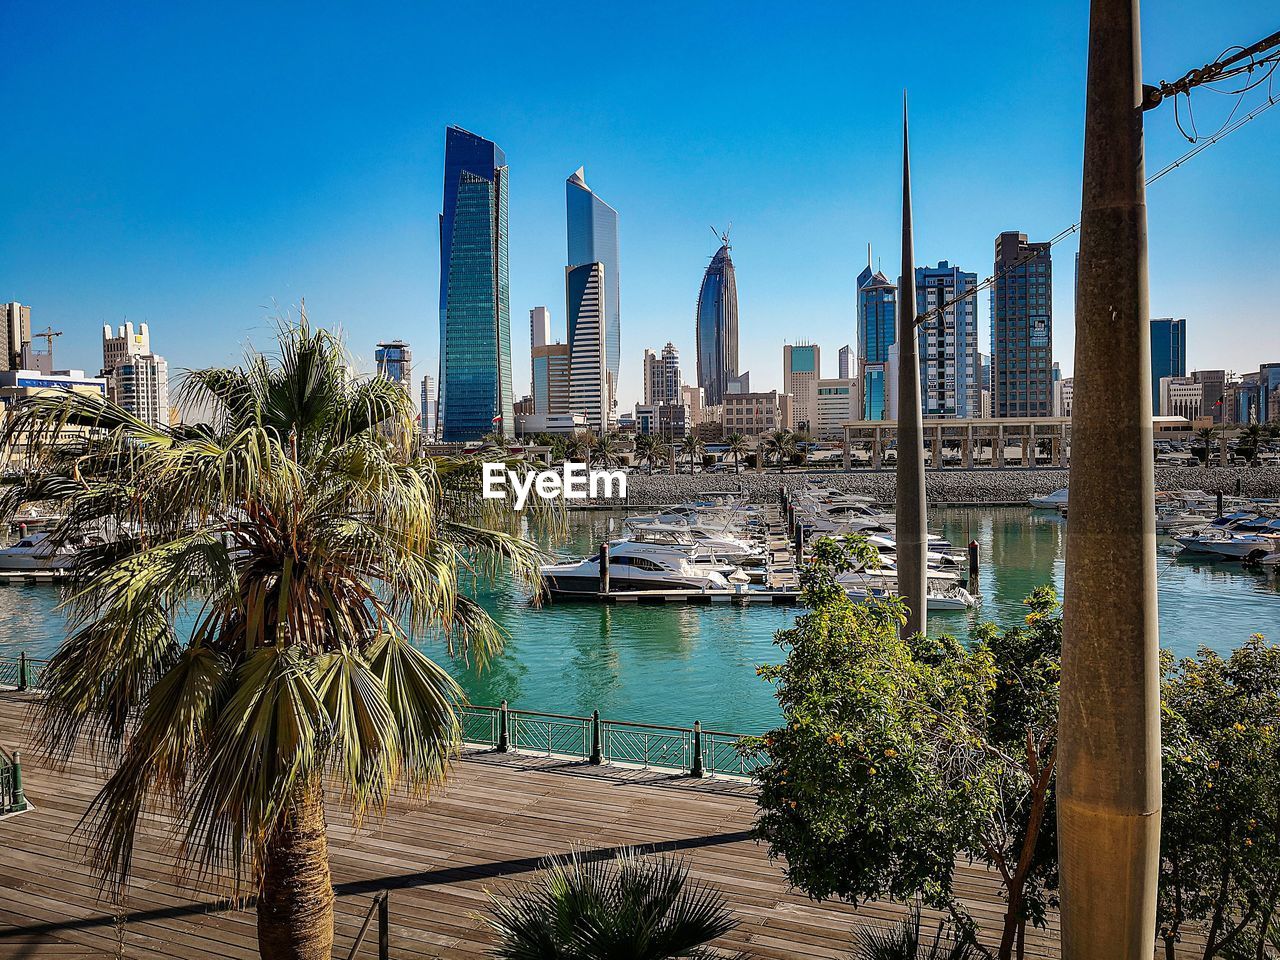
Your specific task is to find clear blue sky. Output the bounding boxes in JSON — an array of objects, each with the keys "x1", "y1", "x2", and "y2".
[{"x1": 3, "y1": 2, "x2": 1277, "y2": 410}]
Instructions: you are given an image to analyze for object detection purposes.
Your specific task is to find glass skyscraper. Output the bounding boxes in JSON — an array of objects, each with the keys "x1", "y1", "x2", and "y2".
[
  {"x1": 438, "y1": 126, "x2": 513, "y2": 442},
  {"x1": 566, "y1": 167, "x2": 620, "y2": 416},
  {"x1": 1149, "y1": 317, "x2": 1187, "y2": 412},
  {"x1": 992, "y1": 231, "x2": 1053, "y2": 418},
  {"x1": 695, "y1": 242, "x2": 739, "y2": 406},
  {"x1": 857, "y1": 262, "x2": 896, "y2": 420}
]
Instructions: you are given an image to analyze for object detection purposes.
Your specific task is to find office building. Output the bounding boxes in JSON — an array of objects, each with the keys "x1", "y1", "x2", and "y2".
[
  {"x1": 783, "y1": 343, "x2": 820, "y2": 434},
  {"x1": 1150, "y1": 318, "x2": 1187, "y2": 412},
  {"x1": 1192, "y1": 369, "x2": 1227, "y2": 424},
  {"x1": 991, "y1": 231, "x2": 1053, "y2": 417},
  {"x1": 978, "y1": 352, "x2": 992, "y2": 418},
  {"x1": 101, "y1": 322, "x2": 169, "y2": 426},
  {"x1": 567, "y1": 168, "x2": 620, "y2": 416},
  {"x1": 438, "y1": 126, "x2": 513, "y2": 442},
  {"x1": 721, "y1": 390, "x2": 792, "y2": 437},
  {"x1": 815, "y1": 378, "x2": 858, "y2": 439},
  {"x1": 517, "y1": 412, "x2": 587, "y2": 436},
  {"x1": 420, "y1": 374, "x2": 438, "y2": 437},
  {"x1": 3, "y1": 303, "x2": 32, "y2": 371},
  {"x1": 532, "y1": 343, "x2": 570, "y2": 416},
  {"x1": 1261, "y1": 363, "x2": 1280, "y2": 423},
  {"x1": 856, "y1": 260, "x2": 896, "y2": 420},
  {"x1": 838, "y1": 344, "x2": 852, "y2": 380},
  {"x1": 375, "y1": 340, "x2": 412, "y2": 390},
  {"x1": 1057, "y1": 377, "x2": 1074, "y2": 418},
  {"x1": 530, "y1": 306, "x2": 551, "y2": 350},
  {"x1": 566, "y1": 262, "x2": 608, "y2": 432},
  {"x1": 681, "y1": 384, "x2": 705, "y2": 425},
  {"x1": 915, "y1": 261, "x2": 979, "y2": 418},
  {"x1": 695, "y1": 241, "x2": 739, "y2": 405},
  {"x1": 643, "y1": 342, "x2": 681, "y2": 406},
  {"x1": 1160, "y1": 376, "x2": 1202, "y2": 420}
]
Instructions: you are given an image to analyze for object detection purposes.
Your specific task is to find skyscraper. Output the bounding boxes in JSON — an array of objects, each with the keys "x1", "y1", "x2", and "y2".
[
  {"x1": 643, "y1": 342, "x2": 681, "y2": 407},
  {"x1": 530, "y1": 307, "x2": 551, "y2": 350},
  {"x1": 991, "y1": 231, "x2": 1053, "y2": 418},
  {"x1": 420, "y1": 373, "x2": 438, "y2": 437},
  {"x1": 438, "y1": 126, "x2": 513, "y2": 442},
  {"x1": 375, "y1": 340, "x2": 412, "y2": 388},
  {"x1": 1149, "y1": 318, "x2": 1186, "y2": 412},
  {"x1": 783, "y1": 342, "x2": 820, "y2": 433},
  {"x1": 915, "y1": 261, "x2": 979, "y2": 418},
  {"x1": 838, "y1": 344, "x2": 851, "y2": 380},
  {"x1": 695, "y1": 241, "x2": 739, "y2": 406},
  {"x1": 567, "y1": 168, "x2": 620, "y2": 418},
  {"x1": 566, "y1": 262, "x2": 608, "y2": 432},
  {"x1": 857, "y1": 259, "x2": 896, "y2": 420}
]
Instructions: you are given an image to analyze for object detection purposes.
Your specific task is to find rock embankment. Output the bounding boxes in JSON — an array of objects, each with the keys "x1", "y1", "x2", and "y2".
[{"x1": 601, "y1": 467, "x2": 1280, "y2": 507}]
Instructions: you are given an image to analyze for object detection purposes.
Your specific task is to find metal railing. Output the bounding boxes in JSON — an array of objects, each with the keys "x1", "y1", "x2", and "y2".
[
  {"x1": 0, "y1": 747, "x2": 28, "y2": 815},
  {"x1": 0, "y1": 654, "x2": 770, "y2": 779}
]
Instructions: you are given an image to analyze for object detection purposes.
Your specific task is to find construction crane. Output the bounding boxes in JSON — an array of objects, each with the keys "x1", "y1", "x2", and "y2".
[{"x1": 32, "y1": 327, "x2": 63, "y2": 368}]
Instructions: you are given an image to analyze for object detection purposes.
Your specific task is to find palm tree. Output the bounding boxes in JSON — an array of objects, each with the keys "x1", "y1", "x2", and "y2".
[
  {"x1": 634, "y1": 434, "x2": 657, "y2": 475},
  {"x1": 653, "y1": 440, "x2": 674, "y2": 475},
  {"x1": 593, "y1": 432, "x2": 621, "y2": 469},
  {"x1": 486, "y1": 850, "x2": 736, "y2": 960},
  {"x1": 1239, "y1": 423, "x2": 1264, "y2": 464},
  {"x1": 761, "y1": 430, "x2": 796, "y2": 474},
  {"x1": 680, "y1": 434, "x2": 704, "y2": 475},
  {"x1": 0, "y1": 323, "x2": 543, "y2": 960},
  {"x1": 847, "y1": 908, "x2": 977, "y2": 960},
  {"x1": 726, "y1": 433, "x2": 748, "y2": 475},
  {"x1": 1193, "y1": 427, "x2": 1217, "y2": 465},
  {"x1": 566, "y1": 432, "x2": 594, "y2": 464}
]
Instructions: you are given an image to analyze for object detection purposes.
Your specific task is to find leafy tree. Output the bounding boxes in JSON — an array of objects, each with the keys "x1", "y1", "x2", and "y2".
[
  {"x1": 726, "y1": 433, "x2": 749, "y2": 474},
  {"x1": 485, "y1": 850, "x2": 736, "y2": 960},
  {"x1": 751, "y1": 538, "x2": 1064, "y2": 960},
  {"x1": 0, "y1": 323, "x2": 544, "y2": 960},
  {"x1": 848, "y1": 907, "x2": 979, "y2": 960},
  {"x1": 1157, "y1": 637, "x2": 1280, "y2": 960}
]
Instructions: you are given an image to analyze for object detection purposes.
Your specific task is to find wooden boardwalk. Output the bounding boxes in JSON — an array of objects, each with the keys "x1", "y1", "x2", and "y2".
[{"x1": 0, "y1": 691, "x2": 1063, "y2": 959}]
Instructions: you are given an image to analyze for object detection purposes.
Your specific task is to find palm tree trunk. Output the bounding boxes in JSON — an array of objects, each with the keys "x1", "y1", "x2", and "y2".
[{"x1": 257, "y1": 775, "x2": 334, "y2": 960}]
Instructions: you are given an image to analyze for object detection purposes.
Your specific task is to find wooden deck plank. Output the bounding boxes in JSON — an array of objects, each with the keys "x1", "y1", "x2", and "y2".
[{"x1": 0, "y1": 690, "x2": 1079, "y2": 959}]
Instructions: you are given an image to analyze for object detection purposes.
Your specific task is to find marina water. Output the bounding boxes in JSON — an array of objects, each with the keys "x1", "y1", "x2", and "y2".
[{"x1": 1, "y1": 507, "x2": 1276, "y2": 734}]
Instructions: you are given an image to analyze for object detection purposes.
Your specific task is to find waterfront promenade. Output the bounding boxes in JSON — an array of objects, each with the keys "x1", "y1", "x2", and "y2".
[{"x1": 0, "y1": 691, "x2": 1066, "y2": 959}]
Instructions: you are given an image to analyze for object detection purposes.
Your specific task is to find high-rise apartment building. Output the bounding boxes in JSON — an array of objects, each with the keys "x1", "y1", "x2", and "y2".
[
  {"x1": 643, "y1": 342, "x2": 681, "y2": 407},
  {"x1": 783, "y1": 342, "x2": 820, "y2": 434},
  {"x1": 375, "y1": 340, "x2": 412, "y2": 389},
  {"x1": 566, "y1": 262, "x2": 608, "y2": 432},
  {"x1": 915, "y1": 261, "x2": 979, "y2": 418},
  {"x1": 567, "y1": 168, "x2": 620, "y2": 418},
  {"x1": 1149, "y1": 318, "x2": 1187, "y2": 413},
  {"x1": 102, "y1": 322, "x2": 168, "y2": 426},
  {"x1": 420, "y1": 374, "x2": 438, "y2": 437},
  {"x1": 438, "y1": 126, "x2": 513, "y2": 442},
  {"x1": 3, "y1": 302, "x2": 32, "y2": 371},
  {"x1": 991, "y1": 231, "x2": 1053, "y2": 417},
  {"x1": 856, "y1": 261, "x2": 896, "y2": 420},
  {"x1": 695, "y1": 242, "x2": 739, "y2": 406},
  {"x1": 838, "y1": 344, "x2": 851, "y2": 380}
]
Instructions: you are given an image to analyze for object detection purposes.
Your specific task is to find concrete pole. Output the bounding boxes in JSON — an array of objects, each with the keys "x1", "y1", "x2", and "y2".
[
  {"x1": 895, "y1": 97, "x2": 927, "y2": 640},
  {"x1": 964, "y1": 424, "x2": 974, "y2": 468},
  {"x1": 873, "y1": 427, "x2": 882, "y2": 469},
  {"x1": 1059, "y1": 2, "x2": 1161, "y2": 957}
]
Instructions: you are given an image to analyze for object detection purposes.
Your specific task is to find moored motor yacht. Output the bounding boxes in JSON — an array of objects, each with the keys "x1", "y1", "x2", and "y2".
[
  {"x1": 0, "y1": 532, "x2": 80, "y2": 571},
  {"x1": 540, "y1": 540, "x2": 731, "y2": 595},
  {"x1": 1029, "y1": 488, "x2": 1069, "y2": 510},
  {"x1": 1174, "y1": 528, "x2": 1280, "y2": 561}
]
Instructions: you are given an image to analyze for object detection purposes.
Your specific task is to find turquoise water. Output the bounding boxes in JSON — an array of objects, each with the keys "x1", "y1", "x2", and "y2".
[{"x1": 2, "y1": 507, "x2": 1278, "y2": 734}]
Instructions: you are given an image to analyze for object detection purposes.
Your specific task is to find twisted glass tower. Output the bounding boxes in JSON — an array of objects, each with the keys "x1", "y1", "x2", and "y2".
[
  {"x1": 438, "y1": 126, "x2": 513, "y2": 442},
  {"x1": 566, "y1": 168, "x2": 620, "y2": 414},
  {"x1": 695, "y1": 243, "x2": 739, "y2": 406}
]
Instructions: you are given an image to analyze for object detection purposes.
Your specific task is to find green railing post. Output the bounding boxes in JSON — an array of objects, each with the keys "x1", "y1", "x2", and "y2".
[
  {"x1": 11, "y1": 751, "x2": 27, "y2": 812},
  {"x1": 590, "y1": 710, "x2": 602, "y2": 765},
  {"x1": 17, "y1": 652, "x2": 27, "y2": 692},
  {"x1": 691, "y1": 721, "x2": 705, "y2": 778},
  {"x1": 497, "y1": 700, "x2": 510, "y2": 752}
]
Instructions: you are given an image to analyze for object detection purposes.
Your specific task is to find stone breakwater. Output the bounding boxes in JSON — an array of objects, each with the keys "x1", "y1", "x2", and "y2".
[{"x1": 593, "y1": 467, "x2": 1280, "y2": 507}]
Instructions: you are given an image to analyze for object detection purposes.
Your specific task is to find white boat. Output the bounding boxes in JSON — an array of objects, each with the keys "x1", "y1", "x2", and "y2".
[
  {"x1": 1029, "y1": 488, "x2": 1069, "y2": 510},
  {"x1": 541, "y1": 541, "x2": 731, "y2": 595},
  {"x1": 1174, "y1": 530, "x2": 1280, "y2": 561},
  {"x1": 0, "y1": 532, "x2": 79, "y2": 571},
  {"x1": 837, "y1": 571, "x2": 978, "y2": 611}
]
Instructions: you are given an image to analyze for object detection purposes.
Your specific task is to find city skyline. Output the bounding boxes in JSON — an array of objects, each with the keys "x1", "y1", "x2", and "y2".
[{"x1": 3, "y1": 4, "x2": 1278, "y2": 413}]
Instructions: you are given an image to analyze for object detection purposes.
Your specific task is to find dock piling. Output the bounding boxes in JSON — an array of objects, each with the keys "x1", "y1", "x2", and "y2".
[
  {"x1": 590, "y1": 710, "x2": 602, "y2": 765},
  {"x1": 691, "y1": 721, "x2": 705, "y2": 778},
  {"x1": 599, "y1": 542, "x2": 610, "y2": 594},
  {"x1": 497, "y1": 700, "x2": 510, "y2": 752},
  {"x1": 968, "y1": 540, "x2": 980, "y2": 594},
  {"x1": 17, "y1": 652, "x2": 27, "y2": 692}
]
